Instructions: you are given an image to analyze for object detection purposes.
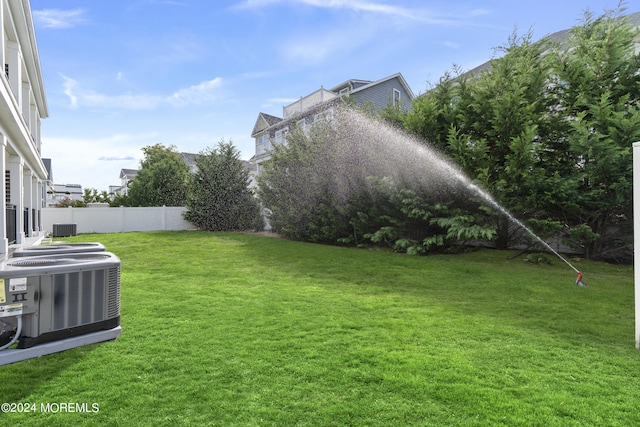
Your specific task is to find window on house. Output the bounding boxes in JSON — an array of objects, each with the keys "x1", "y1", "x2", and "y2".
[
  {"x1": 393, "y1": 89, "x2": 401, "y2": 106},
  {"x1": 275, "y1": 128, "x2": 288, "y2": 144}
]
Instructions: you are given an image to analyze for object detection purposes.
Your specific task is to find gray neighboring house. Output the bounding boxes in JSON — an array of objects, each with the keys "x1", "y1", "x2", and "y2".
[{"x1": 251, "y1": 72, "x2": 415, "y2": 174}]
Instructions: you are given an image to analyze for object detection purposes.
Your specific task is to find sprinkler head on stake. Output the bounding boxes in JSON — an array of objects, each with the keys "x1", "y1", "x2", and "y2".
[{"x1": 575, "y1": 271, "x2": 587, "y2": 287}]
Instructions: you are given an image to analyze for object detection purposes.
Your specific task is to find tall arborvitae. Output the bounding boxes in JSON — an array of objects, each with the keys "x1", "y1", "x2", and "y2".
[
  {"x1": 404, "y1": 6, "x2": 639, "y2": 260},
  {"x1": 550, "y1": 7, "x2": 640, "y2": 260},
  {"x1": 184, "y1": 140, "x2": 263, "y2": 231}
]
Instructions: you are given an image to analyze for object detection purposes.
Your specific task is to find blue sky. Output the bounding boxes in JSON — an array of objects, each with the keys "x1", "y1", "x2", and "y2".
[{"x1": 29, "y1": 0, "x2": 636, "y2": 191}]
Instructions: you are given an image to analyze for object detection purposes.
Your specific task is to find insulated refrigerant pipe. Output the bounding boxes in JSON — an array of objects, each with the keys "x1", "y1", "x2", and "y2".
[{"x1": 0, "y1": 316, "x2": 22, "y2": 351}]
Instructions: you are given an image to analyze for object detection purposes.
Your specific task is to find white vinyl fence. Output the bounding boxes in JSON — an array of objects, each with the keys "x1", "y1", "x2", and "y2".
[{"x1": 42, "y1": 206, "x2": 194, "y2": 235}]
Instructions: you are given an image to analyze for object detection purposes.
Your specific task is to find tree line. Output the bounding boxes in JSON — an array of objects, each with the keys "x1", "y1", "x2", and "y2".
[
  {"x1": 103, "y1": 141, "x2": 263, "y2": 232},
  {"x1": 83, "y1": 6, "x2": 638, "y2": 262},
  {"x1": 261, "y1": 6, "x2": 639, "y2": 262}
]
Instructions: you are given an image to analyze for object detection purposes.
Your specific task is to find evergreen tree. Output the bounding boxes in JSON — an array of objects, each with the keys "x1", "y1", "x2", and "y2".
[
  {"x1": 549, "y1": 7, "x2": 640, "y2": 260},
  {"x1": 411, "y1": 31, "x2": 554, "y2": 249},
  {"x1": 184, "y1": 140, "x2": 263, "y2": 231},
  {"x1": 257, "y1": 121, "x2": 345, "y2": 241},
  {"x1": 404, "y1": 6, "x2": 638, "y2": 260},
  {"x1": 82, "y1": 188, "x2": 110, "y2": 205},
  {"x1": 128, "y1": 144, "x2": 190, "y2": 207}
]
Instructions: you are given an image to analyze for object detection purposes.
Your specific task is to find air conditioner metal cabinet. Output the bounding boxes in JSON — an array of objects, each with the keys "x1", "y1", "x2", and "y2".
[
  {"x1": 0, "y1": 252, "x2": 121, "y2": 349},
  {"x1": 52, "y1": 223, "x2": 77, "y2": 237},
  {"x1": 13, "y1": 242, "x2": 106, "y2": 257}
]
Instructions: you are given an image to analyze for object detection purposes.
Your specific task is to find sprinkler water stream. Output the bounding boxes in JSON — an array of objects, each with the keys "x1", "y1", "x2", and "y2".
[
  {"x1": 311, "y1": 107, "x2": 584, "y2": 284},
  {"x1": 459, "y1": 175, "x2": 584, "y2": 282}
]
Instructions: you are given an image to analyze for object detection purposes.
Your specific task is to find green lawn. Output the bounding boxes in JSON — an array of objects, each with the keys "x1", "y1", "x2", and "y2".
[{"x1": 0, "y1": 231, "x2": 637, "y2": 426}]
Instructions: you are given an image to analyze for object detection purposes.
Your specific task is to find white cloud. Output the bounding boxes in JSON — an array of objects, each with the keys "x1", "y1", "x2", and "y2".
[
  {"x1": 98, "y1": 155, "x2": 137, "y2": 161},
  {"x1": 295, "y1": 0, "x2": 415, "y2": 19},
  {"x1": 61, "y1": 75, "x2": 224, "y2": 110},
  {"x1": 231, "y1": 0, "x2": 280, "y2": 9},
  {"x1": 266, "y1": 97, "x2": 298, "y2": 104},
  {"x1": 232, "y1": 0, "x2": 458, "y2": 24},
  {"x1": 33, "y1": 9, "x2": 88, "y2": 29},
  {"x1": 167, "y1": 78, "x2": 224, "y2": 107}
]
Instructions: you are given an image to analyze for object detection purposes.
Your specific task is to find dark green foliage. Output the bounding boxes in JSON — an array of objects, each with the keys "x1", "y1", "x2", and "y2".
[
  {"x1": 128, "y1": 144, "x2": 190, "y2": 207},
  {"x1": 258, "y1": 121, "x2": 351, "y2": 242},
  {"x1": 257, "y1": 114, "x2": 496, "y2": 252},
  {"x1": 83, "y1": 188, "x2": 110, "y2": 205},
  {"x1": 257, "y1": 6, "x2": 637, "y2": 261},
  {"x1": 407, "y1": 30, "x2": 554, "y2": 249},
  {"x1": 109, "y1": 192, "x2": 131, "y2": 207},
  {"x1": 184, "y1": 140, "x2": 263, "y2": 231},
  {"x1": 548, "y1": 8, "x2": 640, "y2": 260},
  {"x1": 402, "y1": 5, "x2": 638, "y2": 260},
  {"x1": 404, "y1": 69, "x2": 459, "y2": 154}
]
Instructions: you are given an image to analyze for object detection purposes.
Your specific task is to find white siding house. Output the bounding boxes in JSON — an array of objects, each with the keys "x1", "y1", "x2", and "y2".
[{"x1": 0, "y1": 0, "x2": 48, "y2": 254}]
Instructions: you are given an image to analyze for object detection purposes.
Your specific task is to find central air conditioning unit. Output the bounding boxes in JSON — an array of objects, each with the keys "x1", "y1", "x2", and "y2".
[
  {"x1": 0, "y1": 251, "x2": 121, "y2": 365},
  {"x1": 12, "y1": 242, "x2": 106, "y2": 257},
  {"x1": 52, "y1": 223, "x2": 77, "y2": 237}
]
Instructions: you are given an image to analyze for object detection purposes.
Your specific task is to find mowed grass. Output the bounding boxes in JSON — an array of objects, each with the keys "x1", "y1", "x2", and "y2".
[{"x1": 0, "y1": 231, "x2": 638, "y2": 426}]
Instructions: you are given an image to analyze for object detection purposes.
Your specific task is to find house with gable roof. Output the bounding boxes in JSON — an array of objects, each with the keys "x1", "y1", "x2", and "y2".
[{"x1": 250, "y1": 72, "x2": 415, "y2": 174}]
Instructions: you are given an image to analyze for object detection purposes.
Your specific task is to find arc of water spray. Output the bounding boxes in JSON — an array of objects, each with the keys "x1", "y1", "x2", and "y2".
[
  {"x1": 456, "y1": 173, "x2": 581, "y2": 274},
  {"x1": 335, "y1": 107, "x2": 582, "y2": 282}
]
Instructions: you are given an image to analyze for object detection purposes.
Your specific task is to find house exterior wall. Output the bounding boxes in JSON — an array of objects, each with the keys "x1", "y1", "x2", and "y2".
[
  {"x1": 0, "y1": 0, "x2": 48, "y2": 254},
  {"x1": 251, "y1": 73, "x2": 414, "y2": 174},
  {"x1": 351, "y1": 76, "x2": 412, "y2": 112},
  {"x1": 48, "y1": 183, "x2": 83, "y2": 205}
]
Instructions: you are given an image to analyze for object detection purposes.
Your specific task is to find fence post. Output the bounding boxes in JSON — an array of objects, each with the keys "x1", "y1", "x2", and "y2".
[
  {"x1": 162, "y1": 205, "x2": 167, "y2": 231},
  {"x1": 633, "y1": 142, "x2": 640, "y2": 349}
]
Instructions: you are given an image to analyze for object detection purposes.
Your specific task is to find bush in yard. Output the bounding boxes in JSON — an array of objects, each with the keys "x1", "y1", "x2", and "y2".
[
  {"x1": 257, "y1": 109, "x2": 496, "y2": 251},
  {"x1": 128, "y1": 144, "x2": 190, "y2": 207},
  {"x1": 185, "y1": 140, "x2": 263, "y2": 231}
]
